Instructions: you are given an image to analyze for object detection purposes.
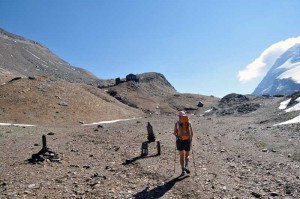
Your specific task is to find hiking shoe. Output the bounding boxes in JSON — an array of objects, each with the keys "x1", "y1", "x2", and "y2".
[
  {"x1": 184, "y1": 166, "x2": 191, "y2": 174},
  {"x1": 181, "y1": 168, "x2": 185, "y2": 176}
]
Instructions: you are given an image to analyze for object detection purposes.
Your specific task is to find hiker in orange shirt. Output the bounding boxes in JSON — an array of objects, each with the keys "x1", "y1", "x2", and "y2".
[{"x1": 174, "y1": 111, "x2": 193, "y2": 175}]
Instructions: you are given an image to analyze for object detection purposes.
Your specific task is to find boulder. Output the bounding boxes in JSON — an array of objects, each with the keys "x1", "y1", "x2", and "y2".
[
  {"x1": 220, "y1": 93, "x2": 249, "y2": 105},
  {"x1": 197, "y1": 101, "x2": 204, "y2": 107}
]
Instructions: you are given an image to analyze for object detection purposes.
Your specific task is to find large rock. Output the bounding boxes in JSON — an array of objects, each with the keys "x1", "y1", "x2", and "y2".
[
  {"x1": 217, "y1": 93, "x2": 259, "y2": 116},
  {"x1": 220, "y1": 93, "x2": 249, "y2": 106}
]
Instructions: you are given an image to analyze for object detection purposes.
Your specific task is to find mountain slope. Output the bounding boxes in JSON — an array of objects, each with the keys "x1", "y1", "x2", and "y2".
[
  {"x1": 0, "y1": 28, "x2": 100, "y2": 85},
  {"x1": 0, "y1": 76, "x2": 142, "y2": 126},
  {"x1": 253, "y1": 43, "x2": 300, "y2": 96}
]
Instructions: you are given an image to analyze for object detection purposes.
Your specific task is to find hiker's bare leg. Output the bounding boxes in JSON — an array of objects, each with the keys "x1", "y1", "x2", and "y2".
[
  {"x1": 179, "y1": 150, "x2": 185, "y2": 174},
  {"x1": 184, "y1": 151, "x2": 191, "y2": 173},
  {"x1": 179, "y1": 151, "x2": 184, "y2": 167},
  {"x1": 185, "y1": 151, "x2": 190, "y2": 165}
]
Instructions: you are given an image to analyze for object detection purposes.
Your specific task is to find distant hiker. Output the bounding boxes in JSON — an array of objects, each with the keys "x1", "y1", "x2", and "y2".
[{"x1": 174, "y1": 111, "x2": 193, "y2": 175}]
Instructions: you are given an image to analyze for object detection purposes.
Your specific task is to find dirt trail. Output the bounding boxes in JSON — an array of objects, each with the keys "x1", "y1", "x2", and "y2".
[{"x1": 0, "y1": 112, "x2": 299, "y2": 198}]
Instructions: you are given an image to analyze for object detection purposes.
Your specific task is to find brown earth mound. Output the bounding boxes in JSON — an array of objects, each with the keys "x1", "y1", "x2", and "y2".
[
  {"x1": 106, "y1": 73, "x2": 218, "y2": 114},
  {"x1": 0, "y1": 76, "x2": 143, "y2": 126}
]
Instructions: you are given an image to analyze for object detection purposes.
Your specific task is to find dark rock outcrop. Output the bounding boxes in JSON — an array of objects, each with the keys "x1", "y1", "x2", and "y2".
[
  {"x1": 217, "y1": 93, "x2": 260, "y2": 116},
  {"x1": 220, "y1": 93, "x2": 249, "y2": 106},
  {"x1": 287, "y1": 91, "x2": 300, "y2": 107}
]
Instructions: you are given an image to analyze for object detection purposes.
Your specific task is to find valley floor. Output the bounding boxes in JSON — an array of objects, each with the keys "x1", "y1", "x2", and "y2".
[{"x1": 0, "y1": 110, "x2": 299, "y2": 198}]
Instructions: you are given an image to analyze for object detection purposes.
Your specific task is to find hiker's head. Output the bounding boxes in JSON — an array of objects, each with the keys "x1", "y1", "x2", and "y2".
[{"x1": 178, "y1": 111, "x2": 186, "y2": 117}]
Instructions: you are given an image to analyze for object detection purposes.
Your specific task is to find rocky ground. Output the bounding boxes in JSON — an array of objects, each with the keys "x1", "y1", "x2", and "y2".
[{"x1": 0, "y1": 96, "x2": 299, "y2": 199}]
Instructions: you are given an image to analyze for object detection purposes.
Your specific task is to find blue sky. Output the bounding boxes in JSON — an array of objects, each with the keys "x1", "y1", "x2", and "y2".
[{"x1": 1, "y1": 0, "x2": 300, "y2": 97}]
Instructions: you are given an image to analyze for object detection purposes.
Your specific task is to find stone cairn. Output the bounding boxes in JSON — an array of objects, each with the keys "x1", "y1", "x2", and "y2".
[
  {"x1": 141, "y1": 122, "x2": 161, "y2": 157},
  {"x1": 29, "y1": 135, "x2": 59, "y2": 163}
]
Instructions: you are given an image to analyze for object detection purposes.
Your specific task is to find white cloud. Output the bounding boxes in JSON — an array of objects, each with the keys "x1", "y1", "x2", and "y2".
[{"x1": 238, "y1": 36, "x2": 300, "y2": 82}]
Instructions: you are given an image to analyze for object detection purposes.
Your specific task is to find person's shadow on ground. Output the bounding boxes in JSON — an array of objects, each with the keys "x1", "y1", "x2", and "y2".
[
  {"x1": 133, "y1": 174, "x2": 189, "y2": 199},
  {"x1": 122, "y1": 154, "x2": 160, "y2": 165}
]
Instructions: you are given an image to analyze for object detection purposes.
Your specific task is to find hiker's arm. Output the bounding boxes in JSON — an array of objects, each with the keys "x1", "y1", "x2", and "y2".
[
  {"x1": 190, "y1": 124, "x2": 193, "y2": 140},
  {"x1": 173, "y1": 123, "x2": 178, "y2": 137}
]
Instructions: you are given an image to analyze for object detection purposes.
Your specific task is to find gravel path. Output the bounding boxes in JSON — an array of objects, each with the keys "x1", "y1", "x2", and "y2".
[{"x1": 1, "y1": 98, "x2": 300, "y2": 198}]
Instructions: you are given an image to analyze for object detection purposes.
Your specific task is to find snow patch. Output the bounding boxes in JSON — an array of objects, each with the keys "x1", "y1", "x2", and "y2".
[
  {"x1": 205, "y1": 109, "x2": 213, "y2": 113},
  {"x1": 277, "y1": 64, "x2": 300, "y2": 83},
  {"x1": 41, "y1": 63, "x2": 49, "y2": 68},
  {"x1": 25, "y1": 49, "x2": 40, "y2": 60},
  {"x1": 273, "y1": 115, "x2": 300, "y2": 126},
  {"x1": 285, "y1": 97, "x2": 300, "y2": 112},
  {"x1": 285, "y1": 104, "x2": 300, "y2": 112},
  {"x1": 13, "y1": 124, "x2": 36, "y2": 127},
  {"x1": 279, "y1": 98, "x2": 291, "y2": 110},
  {"x1": 275, "y1": 97, "x2": 300, "y2": 126},
  {"x1": 0, "y1": 123, "x2": 11, "y2": 126},
  {"x1": 277, "y1": 58, "x2": 295, "y2": 69},
  {"x1": 0, "y1": 123, "x2": 36, "y2": 127},
  {"x1": 276, "y1": 57, "x2": 300, "y2": 83},
  {"x1": 82, "y1": 118, "x2": 139, "y2": 126}
]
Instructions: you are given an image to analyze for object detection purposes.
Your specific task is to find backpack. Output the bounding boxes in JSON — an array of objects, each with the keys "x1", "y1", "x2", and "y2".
[{"x1": 176, "y1": 115, "x2": 191, "y2": 140}]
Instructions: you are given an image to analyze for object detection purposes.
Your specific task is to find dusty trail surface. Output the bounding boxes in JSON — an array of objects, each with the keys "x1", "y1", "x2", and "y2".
[{"x1": 1, "y1": 106, "x2": 299, "y2": 199}]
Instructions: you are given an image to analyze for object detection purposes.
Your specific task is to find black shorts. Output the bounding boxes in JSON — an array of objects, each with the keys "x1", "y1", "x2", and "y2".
[{"x1": 176, "y1": 139, "x2": 191, "y2": 151}]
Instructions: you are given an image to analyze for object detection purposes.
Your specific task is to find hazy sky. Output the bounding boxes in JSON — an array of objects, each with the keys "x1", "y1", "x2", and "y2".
[{"x1": 1, "y1": 0, "x2": 300, "y2": 97}]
